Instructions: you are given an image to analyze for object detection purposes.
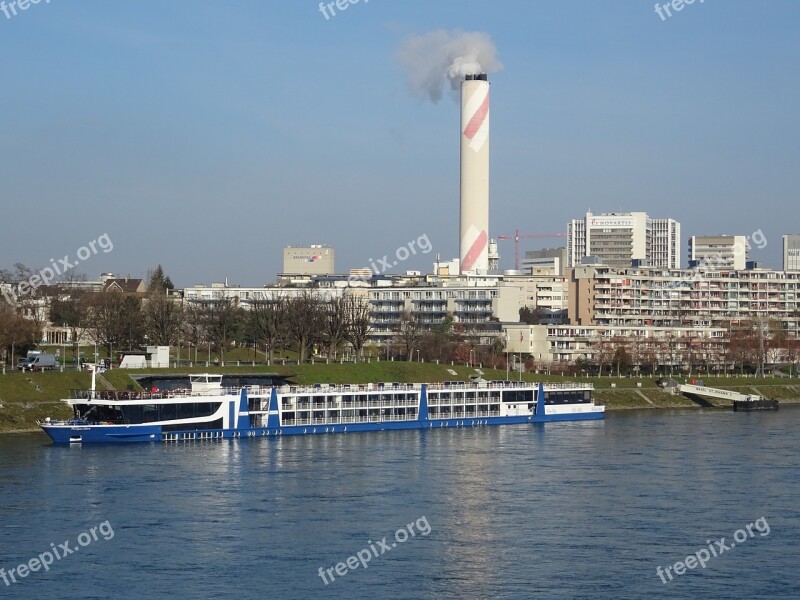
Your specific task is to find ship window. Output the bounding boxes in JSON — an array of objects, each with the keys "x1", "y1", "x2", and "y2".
[
  {"x1": 160, "y1": 404, "x2": 177, "y2": 421},
  {"x1": 162, "y1": 418, "x2": 223, "y2": 433},
  {"x1": 143, "y1": 405, "x2": 159, "y2": 423},
  {"x1": 503, "y1": 390, "x2": 533, "y2": 403},
  {"x1": 120, "y1": 405, "x2": 143, "y2": 423},
  {"x1": 196, "y1": 403, "x2": 216, "y2": 417}
]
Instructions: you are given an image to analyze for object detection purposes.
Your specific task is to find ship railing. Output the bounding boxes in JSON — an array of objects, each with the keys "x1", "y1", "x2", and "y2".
[
  {"x1": 243, "y1": 386, "x2": 272, "y2": 396},
  {"x1": 425, "y1": 381, "x2": 536, "y2": 391},
  {"x1": 382, "y1": 414, "x2": 416, "y2": 421},
  {"x1": 542, "y1": 382, "x2": 594, "y2": 390},
  {"x1": 276, "y1": 383, "x2": 422, "y2": 395},
  {"x1": 274, "y1": 381, "x2": 591, "y2": 395},
  {"x1": 428, "y1": 410, "x2": 501, "y2": 417},
  {"x1": 299, "y1": 416, "x2": 397, "y2": 425},
  {"x1": 331, "y1": 416, "x2": 384, "y2": 424},
  {"x1": 276, "y1": 381, "x2": 585, "y2": 395},
  {"x1": 70, "y1": 388, "x2": 243, "y2": 401},
  {"x1": 45, "y1": 418, "x2": 128, "y2": 426}
]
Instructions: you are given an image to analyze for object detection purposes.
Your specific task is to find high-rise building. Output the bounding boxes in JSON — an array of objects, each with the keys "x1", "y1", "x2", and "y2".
[
  {"x1": 784, "y1": 235, "x2": 800, "y2": 271},
  {"x1": 688, "y1": 236, "x2": 748, "y2": 271},
  {"x1": 567, "y1": 212, "x2": 680, "y2": 269},
  {"x1": 651, "y1": 219, "x2": 681, "y2": 270}
]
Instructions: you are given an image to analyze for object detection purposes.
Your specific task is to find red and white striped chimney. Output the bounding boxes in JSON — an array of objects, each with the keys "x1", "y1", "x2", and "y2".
[{"x1": 459, "y1": 74, "x2": 490, "y2": 274}]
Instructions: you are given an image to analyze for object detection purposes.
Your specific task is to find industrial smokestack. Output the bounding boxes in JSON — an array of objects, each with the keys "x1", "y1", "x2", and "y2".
[
  {"x1": 460, "y1": 74, "x2": 490, "y2": 274},
  {"x1": 396, "y1": 30, "x2": 501, "y2": 274}
]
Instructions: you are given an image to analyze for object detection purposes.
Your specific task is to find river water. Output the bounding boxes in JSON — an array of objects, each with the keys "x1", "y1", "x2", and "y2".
[{"x1": 1, "y1": 408, "x2": 798, "y2": 599}]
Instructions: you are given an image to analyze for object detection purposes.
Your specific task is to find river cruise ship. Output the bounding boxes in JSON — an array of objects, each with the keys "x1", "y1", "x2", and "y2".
[{"x1": 39, "y1": 374, "x2": 603, "y2": 444}]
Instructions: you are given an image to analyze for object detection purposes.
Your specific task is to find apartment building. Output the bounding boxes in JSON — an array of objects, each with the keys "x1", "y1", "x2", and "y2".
[
  {"x1": 503, "y1": 323, "x2": 727, "y2": 366},
  {"x1": 566, "y1": 265, "x2": 800, "y2": 334}
]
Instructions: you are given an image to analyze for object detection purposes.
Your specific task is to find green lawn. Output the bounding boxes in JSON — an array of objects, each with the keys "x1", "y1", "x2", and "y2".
[
  {"x1": 0, "y1": 370, "x2": 94, "y2": 402},
  {"x1": 0, "y1": 371, "x2": 88, "y2": 432}
]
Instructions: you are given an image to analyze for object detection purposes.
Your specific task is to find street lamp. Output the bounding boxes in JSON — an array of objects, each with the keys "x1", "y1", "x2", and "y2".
[
  {"x1": 505, "y1": 333, "x2": 510, "y2": 380},
  {"x1": 416, "y1": 349, "x2": 420, "y2": 363}
]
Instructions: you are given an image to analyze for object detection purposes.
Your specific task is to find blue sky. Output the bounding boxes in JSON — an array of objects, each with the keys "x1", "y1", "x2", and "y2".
[{"x1": 2, "y1": 0, "x2": 799, "y2": 286}]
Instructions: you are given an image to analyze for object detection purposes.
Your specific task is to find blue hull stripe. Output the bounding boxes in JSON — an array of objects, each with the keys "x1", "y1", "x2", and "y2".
[
  {"x1": 41, "y1": 412, "x2": 603, "y2": 444},
  {"x1": 41, "y1": 425, "x2": 163, "y2": 444}
]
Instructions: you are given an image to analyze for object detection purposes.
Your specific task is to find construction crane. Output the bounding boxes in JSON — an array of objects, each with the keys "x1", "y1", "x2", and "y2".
[{"x1": 496, "y1": 229, "x2": 568, "y2": 270}]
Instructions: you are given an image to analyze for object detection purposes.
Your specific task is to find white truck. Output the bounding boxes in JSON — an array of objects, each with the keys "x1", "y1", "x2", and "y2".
[{"x1": 18, "y1": 352, "x2": 58, "y2": 372}]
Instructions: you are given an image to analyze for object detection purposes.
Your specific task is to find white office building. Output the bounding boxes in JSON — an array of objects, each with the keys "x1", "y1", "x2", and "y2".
[
  {"x1": 784, "y1": 235, "x2": 800, "y2": 271},
  {"x1": 689, "y1": 236, "x2": 748, "y2": 271},
  {"x1": 568, "y1": 212, "x2": 680, "y2": 269}
]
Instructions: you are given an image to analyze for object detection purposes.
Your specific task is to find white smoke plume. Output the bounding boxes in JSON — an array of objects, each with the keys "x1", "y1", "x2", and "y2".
[{"x1": 396, "y1": 29, "x2": 503, "y2": 103}]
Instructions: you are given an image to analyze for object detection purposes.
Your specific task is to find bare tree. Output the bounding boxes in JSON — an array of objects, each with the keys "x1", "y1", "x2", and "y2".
[
  {"x1": 593, "y1": 336, "x2": 613, "y2": 376},
  {"x1": 729, "y1": 324, "x2": 756, "y2": 375},
  {"x1": 321, "y1": 296, "x2": 348, "y2": 358},
  {"x1": 182, "y1": 301, "x2": 207, "y2": 361},
  {"x1": 731, "y1": 318, "x2": 778, "y2": 376},
  {"x1": 250, "y1": 292, "x2": 288, "y2": 363},
  {"x1": 785, "y1": 334, "x2": 799, "y2": 378},
  {"x1": 49, "y1": 289, "x2": 89, "y2": 348},
  {"x1": 16, "y1": 282, "x2": 47, "y2": 335},
  {"x1": 85, "y1": 291, "x2": 144, "y2": 356},
  {"x1": 610, "y1": 336, "x2": 630, "y2": 377},
  {"x1": 143, "y1": 293, "x2": 185, "y2": 346},
  {"x1": 641, "y1": 339, "x2": 659, "y2": 376},
  {"x1": 344, "y1": 295, "x2": 373, "y2": 361},
  {"x1": 630, "y1": 335, "x2": 647, "y2": 376},
  {"x1": 2, "y1": 263, "x2": 33, "y2": 284},
  {"x1": 397, "y1": 311, "x2": 421, "y2": 361},
  {"x1": 205, "y1": 297, "x2": 243, "y2": 363},
  {"x1": 285, "y1": 290, "x2": 323, "y2": 362},
  {"x1": 0, "y1": 303, "x2": 40, "y2": 364},
  {"x1": 765, "y1": 319, "x2": 787, "y2": 371},
  {"x1": 681, "y1": 334, "x2": 699, "y2": 375}
]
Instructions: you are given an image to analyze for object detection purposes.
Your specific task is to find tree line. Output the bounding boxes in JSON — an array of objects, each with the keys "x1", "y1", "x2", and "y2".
[
  {"x1": 1, "y1": 265, "x2": 376, "y2": 364},
  {"x1": 572, "y1": 319, "x2": 800, "y2": 377}
]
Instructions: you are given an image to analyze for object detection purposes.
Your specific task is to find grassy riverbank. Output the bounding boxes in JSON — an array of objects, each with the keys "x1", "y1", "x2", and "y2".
[{"x1": 2, "y1": 364, "x2": 798, "y2": 433}]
